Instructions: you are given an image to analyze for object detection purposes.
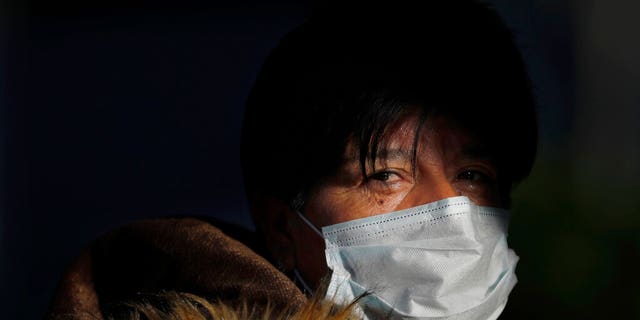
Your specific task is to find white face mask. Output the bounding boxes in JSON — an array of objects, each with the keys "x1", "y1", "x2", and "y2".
[{"x1": 295, "y1": 196, "x2": 518, "y2": 320}]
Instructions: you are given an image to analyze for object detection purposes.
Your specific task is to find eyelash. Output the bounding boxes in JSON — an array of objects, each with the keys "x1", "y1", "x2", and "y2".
[
  {"x1": 368, "y1": 171, "x2": 395, "y2": 182},
  {"x1": 363, "y1": 167, "x2": 496, "y2": 198},
  {"x1": 456, "y1": 169, "x2": 489, "y2": 182},
  {"x1": 369, "y1": 169, "x2": 491, "y2": 182}
]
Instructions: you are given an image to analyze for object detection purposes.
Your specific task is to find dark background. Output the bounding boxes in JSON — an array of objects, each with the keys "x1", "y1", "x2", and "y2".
[{"x1": 1, "y1": 0, "x2": 638, "y2": 319}]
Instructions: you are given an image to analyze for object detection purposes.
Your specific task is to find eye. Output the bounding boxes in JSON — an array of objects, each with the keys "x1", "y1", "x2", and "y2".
[
  {"x1": 453, "y1": 167, "x2": 500, "y2": 206},
  {"x1": 456, "y1": 170, "x2": 488, "y2": 182},
  {"x1": 365, "y1": 170, "x2": 405, "y2": 189},
  {"x1": 369, "y1": 171, "x2": 394, "y2": 182}
]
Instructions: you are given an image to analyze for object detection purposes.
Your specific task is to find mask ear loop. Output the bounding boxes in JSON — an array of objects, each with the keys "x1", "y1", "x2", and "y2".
[
  {"x1": 293, "y1": 268, "x2": 315, "y2": 296},
  {"x1": 294, "y1": 209, "x2": 323, "y2": 237},
  {"x1": 290, "y1": 191, "x2": 323, "y2": 295},
  {"x1": 290, "y1": 191, "x2": 323, "y2": 237},
  {"x1": 292, "y1": 209, "x2": 324, "y2": 295}
]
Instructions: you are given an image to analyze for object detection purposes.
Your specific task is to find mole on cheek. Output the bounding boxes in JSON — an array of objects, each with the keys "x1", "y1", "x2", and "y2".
[{"x1": 378, "y1": 199, "x2": 385, "y2": 205}]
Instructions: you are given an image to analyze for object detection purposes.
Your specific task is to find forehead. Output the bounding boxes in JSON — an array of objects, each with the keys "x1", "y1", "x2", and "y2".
[{"x1": 343, "y1": 111, "x2": 483, "y2": 163}]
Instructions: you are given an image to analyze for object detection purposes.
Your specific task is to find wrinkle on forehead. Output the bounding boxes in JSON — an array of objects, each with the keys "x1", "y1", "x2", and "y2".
[{"x1": 343, "y1": 110, "x2": 489, "y2": 172}]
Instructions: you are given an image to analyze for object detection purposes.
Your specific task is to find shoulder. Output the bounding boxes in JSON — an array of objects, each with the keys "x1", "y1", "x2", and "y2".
[{"x1": 46, "y1": 216, "x2": 305, "y2": 319}]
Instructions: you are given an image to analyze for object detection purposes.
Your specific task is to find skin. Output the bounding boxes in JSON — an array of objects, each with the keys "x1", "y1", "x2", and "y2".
[{"x1": 262, "y1": 110, "x2": 504, "y2": 291}]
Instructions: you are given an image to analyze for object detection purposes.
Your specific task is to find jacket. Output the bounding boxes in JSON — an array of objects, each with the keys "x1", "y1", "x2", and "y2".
[{"x1": 46, "y1": 217, "x2": 308, "y2": 319}]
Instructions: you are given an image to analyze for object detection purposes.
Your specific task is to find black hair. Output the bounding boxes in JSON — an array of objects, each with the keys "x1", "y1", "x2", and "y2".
[{"x1": 241, "y1": 1, "x2": 537, "y2": 215}]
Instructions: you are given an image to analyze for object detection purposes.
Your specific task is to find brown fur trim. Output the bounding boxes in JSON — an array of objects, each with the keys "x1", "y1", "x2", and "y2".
[{"x1": 103, "y1": 290, "x2": 361, "y2": 320}]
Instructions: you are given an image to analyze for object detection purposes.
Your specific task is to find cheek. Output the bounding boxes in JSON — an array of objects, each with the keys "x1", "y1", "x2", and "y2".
[
  {"x1": 368, "y1": 190, "x2": 412, "y2": 212},
  {"x1": 452, "y1": 180, "x2": 502, "y2": 207},
  {"x1": 309, "y1": 186, "x2": 411, "y2": 226},
  {"x1": 305, "y1": 187, "x2": 354, "y2": 226}
]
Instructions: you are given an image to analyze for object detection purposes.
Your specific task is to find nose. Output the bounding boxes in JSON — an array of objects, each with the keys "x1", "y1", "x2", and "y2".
[{"x1": 395, "y1": 170, "x2": 459, "y2": 210}]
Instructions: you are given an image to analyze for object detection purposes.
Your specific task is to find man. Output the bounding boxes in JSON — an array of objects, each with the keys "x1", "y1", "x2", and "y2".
[{"x1": 48, "y1": 1, "x2": 536, "y2": 319}]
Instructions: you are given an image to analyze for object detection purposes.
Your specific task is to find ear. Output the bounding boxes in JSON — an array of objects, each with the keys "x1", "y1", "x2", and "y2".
[{"x1": 252, "y1": 194, "x2": 297, "y2": 271}]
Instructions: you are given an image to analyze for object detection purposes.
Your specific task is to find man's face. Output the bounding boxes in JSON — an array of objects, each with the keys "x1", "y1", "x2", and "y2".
[{"x1": 287, "y1": 111, "x2": 503, "y2": 289}]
